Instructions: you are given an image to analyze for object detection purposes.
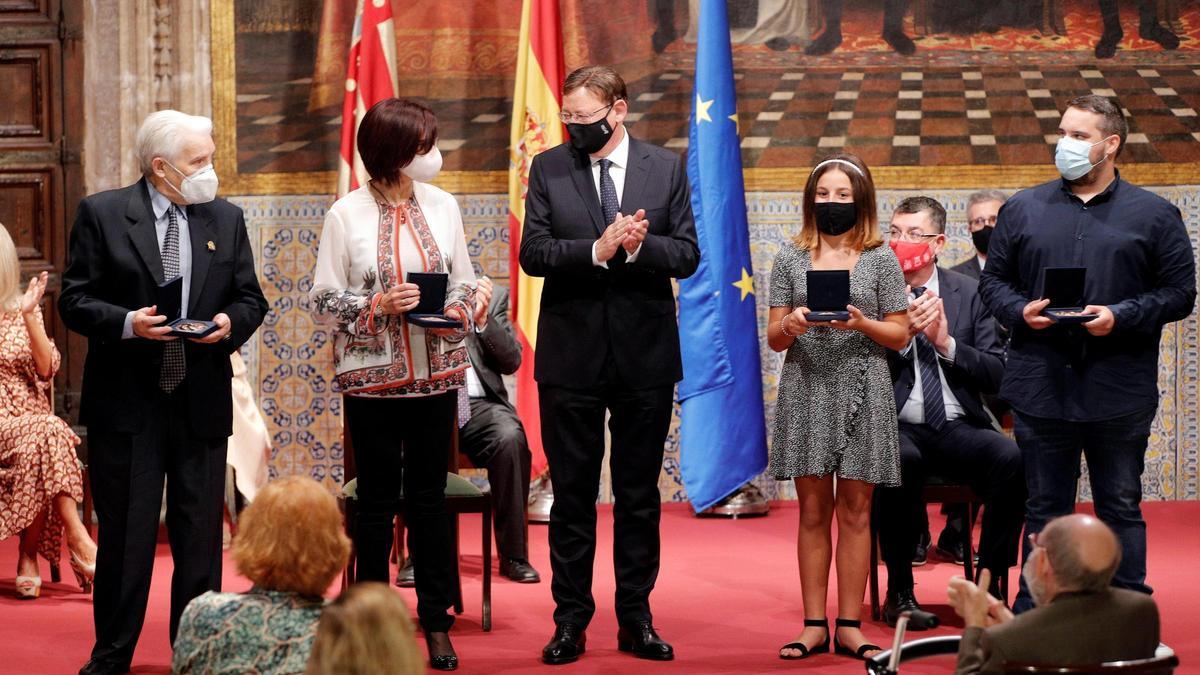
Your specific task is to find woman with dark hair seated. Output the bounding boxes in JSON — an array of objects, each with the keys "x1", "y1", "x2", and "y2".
[
  {"x1": 171, "y1": 476, "x2": 350, "y2": 675},
  {"x1": 310, "y1": 97, "x2": 475, "y2": 671},
  {"x1": 0, "y1": 223, "x2": 97, "y2": 599}
]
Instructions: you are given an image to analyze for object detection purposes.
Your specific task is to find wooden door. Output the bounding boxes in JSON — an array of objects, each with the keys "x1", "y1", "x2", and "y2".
[{"x1": 0, "y1": 0, "x2": 84, "y2": 418}]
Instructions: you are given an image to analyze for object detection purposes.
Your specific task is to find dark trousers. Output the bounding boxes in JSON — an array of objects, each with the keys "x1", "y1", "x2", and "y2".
[
  {"x1": 345, "y1": 393, "x2": 456, "y2": 632},
  {"x1": 88, "y1": 389, "x2": 226, "y2": 666},
  {"x1": 1011, "y1": 409, "x2": 1155, "y2": 613},
  {"x1": 878, "y1": 420, "x2": 1025, "y2": 596},
  {"x1": 539, "y1": 368, "x2": 673, "y2": 629},
  {"x1": 459, "y1": 397, "x2": 531, "y2": 561}
]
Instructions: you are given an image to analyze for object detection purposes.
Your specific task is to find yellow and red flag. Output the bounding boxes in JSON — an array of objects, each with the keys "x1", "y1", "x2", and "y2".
[
  {"x1": 509, "y1": 0, "x2": 564, "y2": 476},
  {"x1": 337, "y1": 0, "x2": 398, "y2": 197}
]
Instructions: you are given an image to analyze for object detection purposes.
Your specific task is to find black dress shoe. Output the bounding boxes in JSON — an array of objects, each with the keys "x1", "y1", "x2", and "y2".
[
  {"x1": 1095, "y1": 28, "x2": 1123, "y2": 58},
  {"x1": 912, "y1": 530, "x2": 931, "y2": 566},
  {"x1": 804, "y1": 30, "x2": 842, "y2": 56},
  {"x1": 396, "y1": 559, "x2": 415, "y2": 588},
  {"x1": 79, "y1": 659, "x2": 128, "y2": 675},
  {"x1": 935, "y1": 531, "x2": 976, "y2": 566},
  {"x1": 543, "y1": 623, "x2": 586, "y2": 665},
  {"x1": 882, "y1": 28, "x2": 916, "y2": 56},
  {"x1": 617, "y1": 621, "x2": 674, "y2": 661},
  {"x1": 499, "y1": 558, "x2": 541, "y2": 583},
  {"x1": 883, "y1": 589, "x2": 940, "y2": 630},
  {"x1": 425, "y1": 631, "x2": 458, "y2": 671}
]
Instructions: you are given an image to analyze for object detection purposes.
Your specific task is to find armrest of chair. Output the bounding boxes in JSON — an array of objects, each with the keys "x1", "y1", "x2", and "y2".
[{"x1": 866, "y1": 635, "x2": 963, "y2": 674}]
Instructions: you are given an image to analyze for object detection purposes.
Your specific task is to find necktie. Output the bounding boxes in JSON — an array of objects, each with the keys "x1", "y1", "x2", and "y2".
[
  {"x1": 159, "y1": 205, "x2": 186, "y2": 392},
  {"x1": 598, "y1": 158, "x2": 618, "y2": 226},
  {"x1": 911, "y1": 286, "x2": 945, "y2": 430},
  {"x1": 456, "y1": 387, "x2": 472, "y2": 429}
]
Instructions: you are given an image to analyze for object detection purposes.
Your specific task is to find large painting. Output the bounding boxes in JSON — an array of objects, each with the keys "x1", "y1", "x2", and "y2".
[{"x1": 212, "y1": 0, "x2": 1200, "y2": 194}]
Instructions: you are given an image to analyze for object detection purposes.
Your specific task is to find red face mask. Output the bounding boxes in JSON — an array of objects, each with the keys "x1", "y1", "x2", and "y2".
[{"x1": 889, "y1": 239, "x2": 934, "y2": 273}]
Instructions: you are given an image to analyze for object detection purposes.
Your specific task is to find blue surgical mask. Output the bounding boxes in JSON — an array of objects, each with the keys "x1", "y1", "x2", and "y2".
[{"x1": 1055, "y1": 136, "x2": 1111, "y2": 181}]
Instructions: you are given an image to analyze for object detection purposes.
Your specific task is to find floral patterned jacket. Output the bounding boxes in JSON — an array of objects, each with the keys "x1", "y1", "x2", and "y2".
[{"x1": 311, "y1": 182, "x2": 476, "y2": 397}]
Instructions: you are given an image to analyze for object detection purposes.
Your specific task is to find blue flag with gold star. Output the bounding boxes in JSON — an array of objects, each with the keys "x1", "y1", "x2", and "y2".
[{"x1": 677, "y1": 0, "x2": 768, "y2": 512}]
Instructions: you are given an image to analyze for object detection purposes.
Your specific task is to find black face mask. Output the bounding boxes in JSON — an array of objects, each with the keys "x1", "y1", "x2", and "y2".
[
  {"x1": 814, "y1": 202, "x2": 857, "y2": 236},
  {"x1": 567, "y1": 113, "x2": 614, "y2": 155},
  {"x1": 971, "y1": 226, "x2": 993, "y2": 255}
]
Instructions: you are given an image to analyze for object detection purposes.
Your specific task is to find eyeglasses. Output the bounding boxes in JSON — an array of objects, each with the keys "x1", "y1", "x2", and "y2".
[
  {"x1": 559, "y1": 103, "x2": 615, "y2": 125},
  {"x1": 888, "y1": 228, "x2": 941, "y2": 243},
  {"x1": 969, "y1": 215, "x2": 998, "y2": 228}
]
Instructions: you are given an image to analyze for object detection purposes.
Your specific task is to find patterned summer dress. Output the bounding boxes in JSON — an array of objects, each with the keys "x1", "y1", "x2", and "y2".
[
  {"x1": 0, "y1": 309, "x2": 82, "y2": 566},
  {"x1": 171, "y1": 588, "x2": 325, "y2": 675},
  {"x1": 768, "y1": 244, "x2": 908, "y2": 485}
]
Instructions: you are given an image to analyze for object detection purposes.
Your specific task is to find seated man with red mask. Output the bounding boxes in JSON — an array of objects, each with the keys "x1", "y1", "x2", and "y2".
[{"x1": 876, "y1": 196, "x2": 1026, "y2": 629}]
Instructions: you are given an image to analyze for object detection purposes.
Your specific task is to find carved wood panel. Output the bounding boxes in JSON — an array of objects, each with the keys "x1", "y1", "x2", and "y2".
[
  {"x1": 0, "y1": 169, "x2": 53, "y2": 266},
  {"x1": 0, "y1": 0, "x2": 50, "y2": 21},
  {"x1": 0, "y1": 45, "x2": 51, "y2": 142}
]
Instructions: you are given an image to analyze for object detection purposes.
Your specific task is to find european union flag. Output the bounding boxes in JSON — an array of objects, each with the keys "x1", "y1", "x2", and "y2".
[{"x1": 677, "y1": 0, "x2": 768, "y2": 512}]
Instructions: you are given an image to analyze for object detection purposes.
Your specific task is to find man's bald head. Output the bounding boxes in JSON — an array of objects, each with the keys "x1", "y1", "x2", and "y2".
[{"x1": 1041, "y1": 514, "x2": 1122, "y2": 593}]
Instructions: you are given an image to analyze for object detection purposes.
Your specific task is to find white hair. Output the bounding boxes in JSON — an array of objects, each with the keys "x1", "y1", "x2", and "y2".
[
  {"x1": 136, "y1": 110, "x2": 214, "y2": 176},
  {"x1": 0, "y1": 223, "x2": 21, "y2": 313}
]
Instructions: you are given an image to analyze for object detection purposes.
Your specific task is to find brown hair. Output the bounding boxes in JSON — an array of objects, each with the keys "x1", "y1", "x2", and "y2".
[
  {"x1": 795, "y1": 153, "x2": 882, "y2": 251},
  {"x1": 356, "y1": 98, "x2": 438, "y2": 185},
  {"x1": 305, "y1": 582, "x2": 425, "y2": 675},
  {"x1": 232, "y1": 476, "x2": 350, "y2": 597},
  {"x1": 563, "y1": 65, "x2": 628, "y2": 105},
  {"x1": 1066, "y1": 94, "x2": 1127, "y2": 158},
  {"x1": 893, "y1": 195, "x2": 947, "y2": 234}
]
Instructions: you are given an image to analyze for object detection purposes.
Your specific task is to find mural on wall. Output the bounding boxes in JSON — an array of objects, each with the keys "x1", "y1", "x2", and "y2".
[{"x1": 213, "y1": 0, "x2": 1200, "y2": 193}]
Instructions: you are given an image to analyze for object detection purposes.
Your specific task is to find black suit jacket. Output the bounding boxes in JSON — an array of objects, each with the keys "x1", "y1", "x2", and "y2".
[
  {"x1": 950, "y1": 255, "x2": 982, "y2": 281},
  {"x1": 888, "y1": 267, "x2": 1004, "y2": 428},
  {"x1": 59, "y1": 178, "x2": 268, "y2": 438},
  {"x1": 467, "y1": 285, "x2": 521, "y2": 408},
  {"x1": 518, "y1": 136, "x2": 700, "y2": 388}
]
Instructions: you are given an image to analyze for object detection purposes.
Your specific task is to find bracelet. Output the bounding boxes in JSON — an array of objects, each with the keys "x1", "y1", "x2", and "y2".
[{"x1": 780, "y1": 317, "x2": 793, "y2": 337}]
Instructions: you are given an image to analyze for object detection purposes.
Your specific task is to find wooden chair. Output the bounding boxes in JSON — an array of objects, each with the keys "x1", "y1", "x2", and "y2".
[
  {"x1": 339, "y1": 409, "x2": 493, "y2": 631},
  {"x1": 868, "y1": 475, "x2": 1009, "y2": 621}
]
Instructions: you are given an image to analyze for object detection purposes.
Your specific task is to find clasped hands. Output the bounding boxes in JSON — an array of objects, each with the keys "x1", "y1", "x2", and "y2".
[
  {"x1": 906, "y1": 285, "x2": 951, "y2": 355},
  {"x1": 947, "y1": 569, "x2": 1013, "y2": 629},
  {"x1": 595, "y1": 209, "x2": 649, "y2": 263}
]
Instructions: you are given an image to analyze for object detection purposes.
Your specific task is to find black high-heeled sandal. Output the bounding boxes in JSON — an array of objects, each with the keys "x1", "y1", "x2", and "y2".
[
  {"x1": 425, "y1": 631, "x2": 458, "y2": 671},
  {"x1": 778, "y1": 618, "x2": 830, "y2": 660},
  {"x1": 833, "y1": 618, "x2": 882, "y2": 660}
]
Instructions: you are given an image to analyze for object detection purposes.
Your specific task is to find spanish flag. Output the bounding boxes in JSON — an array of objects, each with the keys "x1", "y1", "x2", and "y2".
[
  {"x1": 337, "y1": 0, "x2": 398, "y2": 197},
  {"x1": 508, "y1": 0, "x2": 564, "y2": 476}
]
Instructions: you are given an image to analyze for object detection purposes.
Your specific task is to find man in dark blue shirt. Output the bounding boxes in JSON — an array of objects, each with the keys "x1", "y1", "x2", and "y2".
[{"x1": 979, "y1": 94, "x2": 1196, "y2": 613}]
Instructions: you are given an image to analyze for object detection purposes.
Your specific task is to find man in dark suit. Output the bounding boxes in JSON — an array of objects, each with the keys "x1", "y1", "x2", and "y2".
[
  {"x1": 518, "y1": 65, "x2": 699, "y2": 665},
  {"x1": 60, "y1": 110, "x2": 268, "y2": 675},
  {"x1": 949, "y1": 514, "x2": 1160, "y2": 674},
  {"x1": 950, "y1": 190, "x2": 1007, "y2": 282},
  {"x1": 878, "y1": 197, "x2": 1024, "y2": 630}
]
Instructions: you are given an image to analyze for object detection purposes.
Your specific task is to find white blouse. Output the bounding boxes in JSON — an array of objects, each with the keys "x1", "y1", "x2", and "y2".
[{"x1": 310, "y1": 181, "x2": 476, "y2": 397}]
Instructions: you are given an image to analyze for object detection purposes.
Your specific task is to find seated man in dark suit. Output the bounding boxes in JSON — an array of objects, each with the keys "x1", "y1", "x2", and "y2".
[
  {"x1": 879, "y1": 196, "x2": 1025, "y2": 629},
  {"x1": 398, "y1": 276, "x2": 540, "y2": 585},
  {"x1": 949, "y1": 514, "x2": 1160, "y2": 674}
]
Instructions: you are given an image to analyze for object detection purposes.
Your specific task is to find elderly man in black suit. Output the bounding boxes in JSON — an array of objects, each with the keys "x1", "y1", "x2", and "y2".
[
  {"x1": 519, "y1": 65, "x2": 699, "y2": 665},
  {"x1": 877, "y1": 196, "x2": 1024, "y2": 630},
  {"x1": 60, "y1": 110, "x2": 268, "y2": 675}
]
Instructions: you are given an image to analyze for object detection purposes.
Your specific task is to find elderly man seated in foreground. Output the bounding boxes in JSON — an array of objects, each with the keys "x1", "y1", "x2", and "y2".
[{"x1": 948, "y1": 514, "x2": 1160, "y2": 674}]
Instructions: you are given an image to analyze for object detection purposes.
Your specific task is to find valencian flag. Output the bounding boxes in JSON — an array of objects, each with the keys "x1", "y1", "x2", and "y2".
[
  {"x1": 509, "y1": 0, "x2": 564, "y2": 476},
  {"x1": 678, "y1": 0, "x2": 768, "y2": 511},
  {"x1": 337, "y1": 0, "x2": 398, "y2": 197}
]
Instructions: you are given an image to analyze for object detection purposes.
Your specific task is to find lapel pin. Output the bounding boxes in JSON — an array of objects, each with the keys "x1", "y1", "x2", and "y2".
[{"x1": 206, "y1": 240, "x2": 216, "y2": 252}]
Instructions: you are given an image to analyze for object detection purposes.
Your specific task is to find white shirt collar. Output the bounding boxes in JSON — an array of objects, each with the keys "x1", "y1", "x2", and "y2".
[
  {"x1": 591, "y1": 126, "x2": 629, "y2": 169},
  {"x1": 145, "y1": 180, "x2": 187, "y2": 223},
  {"x1": 915, "y1": 266, "x2": 940, "y2": 296}
]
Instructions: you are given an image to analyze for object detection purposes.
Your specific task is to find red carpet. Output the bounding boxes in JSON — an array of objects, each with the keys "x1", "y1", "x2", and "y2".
[{"x1": 2, "y1": 501, "x2": 1198, "y2": 674}]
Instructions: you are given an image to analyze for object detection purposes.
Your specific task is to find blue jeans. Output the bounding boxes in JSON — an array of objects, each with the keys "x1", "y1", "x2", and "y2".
[{"x1": 1011, "y1": 408, "x2": 1156, "y2": 613}]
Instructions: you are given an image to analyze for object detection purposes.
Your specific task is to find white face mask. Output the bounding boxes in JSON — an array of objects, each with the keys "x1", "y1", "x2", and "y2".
[
  {"x1": 164, "y1": 161, "x2": 219, "y2": 204},
  {"x1": 1054, "y1": 136, "x2": 1111, "y2": 181},
  {"x1": 401, "y1": 147, "x2": 443, "y2": 183}
]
